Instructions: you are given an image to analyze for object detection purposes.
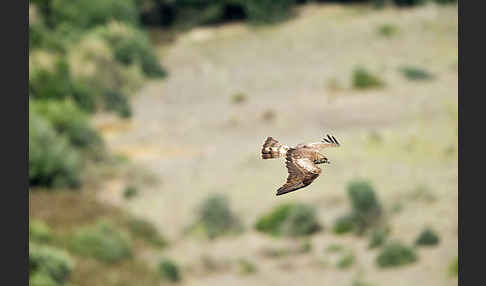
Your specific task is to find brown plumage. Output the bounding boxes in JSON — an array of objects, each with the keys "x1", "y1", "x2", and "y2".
[{"x1": 261, "y1": 134, "x2": 341, "y2": 196}]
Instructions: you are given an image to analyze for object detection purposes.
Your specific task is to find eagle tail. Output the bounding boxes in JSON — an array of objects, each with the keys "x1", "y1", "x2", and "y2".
[{"x1": 261, "y1": 137, "x2": 288, "y2": 159}]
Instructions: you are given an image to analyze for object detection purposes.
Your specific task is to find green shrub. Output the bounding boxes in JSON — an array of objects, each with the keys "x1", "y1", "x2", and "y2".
[
  {"x1": 142, "y1": 0, "x2": 296, "y2": 27},
  {"x1": 325, "y1": 243, "x2": 344, "y2": 253},
  {"x1": 372, "y1": 0, "x2": 387, "y2": 9},
  {"x1": 29, "y1": 57, "x2": 97, "y2": 113},
  {"x1": 337, "y1": 251, "x2": 355, "y2": 269},
  {"x1": 352, "y1": 67, "x2": 384, "y2": 90},
  {"x1": 30, "y1": 99, "x2": 103, "y2": 152},
  {"x1": 158, "y1": 258, "x2": 181, "y2": 282},
  {"x1": 67, "y1": 26, "x2": 146, "y2": 114},
  {"x1": 255, "y1": 203, "x2": 321, "y2": 237},
  {"x1": 103, "y1": 90, "x2": 132, "y2": 118},
  {"x1": 333, "y1": 214, "x2": 356, "y2": 235},
  {"x1": 29, "y1": 242, "x2": 74, "y2": 285},
  {"x1": 29, "y1": 57, "x2": 72, "y2": 101},
  {"x1": 400, "y1": 66, "x2": 434, "y2": 81},
  {"x1": 29, "y1": 111, "x2": 82, "y2": 188},
  {"x1": 368, "y1": 227, "x2": 389, "y2": 249},
  {"x1": 231, "y1": 92, "x2": 248, "y2": 104},
  {"x1": 113, "y1": 35, "x2": 167, "y2": 78},
  {"x1": 347, "y1": 179, "x2": 382, "y2": 233},
  {"x1": 415, "y1": 228, "x2": 440, "y2": 246},
  {"x1": 448, "y1": 256, "x2": 458, "y2": 277},
  {"x1": 284, "y1": 204, "x2": 322, "y2": 236},
  {"x1": 70, "y1": 221, "x2": 132, "y2": 263},
  {"x1": 123, "y1": 185, "x2": 138, "y2": 199},
  {"x1": 127, "y1": 218, "x2": 167, "y2": 248},
  {"x1": 50, "y1": 0, "x2": 138, "y2": 30},
  {"x1": 196, "y1": 194, "x2": 242, "y2": 239},
  {"x1": 30, "y1": 220, "x2": 52, "y2": 243},
  {"x1": 29, "y1": 271, "x2": 58, "y2": 286},
  {"x1": 377, "y1": 24, "x2": 398, "y2": 38},
  {"x1": 376, "y1": 242, "x2": 417, "y2": 268},
  {"x1": 238, "y1": 258, "x2": 258, "y2": 275},
  {"x1": 170, "y1": 1, "x2": 227, "y2": 27},
  {"x1": 94, "y1": 22, "x2": 167, "y2": 78},
  {"x1": 299, "y1": 240, "x2": 312, "y2": 253},
  {"x1": 29, "y1": 19, "x2": 66, "y2": 52},
  {"x1": 244, "y1": 0, "x2": 296, "y2": 24}
]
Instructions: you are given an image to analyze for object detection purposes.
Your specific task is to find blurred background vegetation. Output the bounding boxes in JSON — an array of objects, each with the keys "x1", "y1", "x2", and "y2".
[{"x1": 29, "y1": 0, "x2": 457, "y2": 285}]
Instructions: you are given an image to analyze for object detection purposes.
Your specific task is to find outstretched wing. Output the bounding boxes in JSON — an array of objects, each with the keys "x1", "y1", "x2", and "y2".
[
  {"x1": 305, "y1": 134, "x2": 340, "y2": 151},
  {"x1": 276, "y1": 148, "x2": 321, "y2": 196}
]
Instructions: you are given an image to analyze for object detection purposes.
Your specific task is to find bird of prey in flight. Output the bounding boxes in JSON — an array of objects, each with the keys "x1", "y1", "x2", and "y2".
[{"x1": 261, "y1": 134, "x2": 341, "y2": 196}]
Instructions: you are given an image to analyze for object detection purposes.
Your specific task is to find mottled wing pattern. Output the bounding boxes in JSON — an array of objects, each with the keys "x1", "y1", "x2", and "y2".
[{"x1": 276, "y1": 148, "x2": 322, "y2": 196}]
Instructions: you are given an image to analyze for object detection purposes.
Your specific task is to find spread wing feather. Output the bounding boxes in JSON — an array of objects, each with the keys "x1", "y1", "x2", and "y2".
[
  {"x1": 276, "y1": 148, "x2": 321, "y2": 196},
  {"x1": 305, "y1": 134, "x2": 341, "y2": 151}
]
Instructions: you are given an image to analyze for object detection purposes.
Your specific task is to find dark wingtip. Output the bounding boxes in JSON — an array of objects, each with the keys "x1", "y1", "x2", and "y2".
[
  {"x1": 332, "y1": 135, "x2": 340, "y2": 145},
  {"x1": 327, "y1": 134, "x2": 333, "y2": 143}
]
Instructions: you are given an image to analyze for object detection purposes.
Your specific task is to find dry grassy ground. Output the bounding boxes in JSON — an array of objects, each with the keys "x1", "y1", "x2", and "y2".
[{"x1": 94, "y1": 3, "x2": 457, "y2": 285}]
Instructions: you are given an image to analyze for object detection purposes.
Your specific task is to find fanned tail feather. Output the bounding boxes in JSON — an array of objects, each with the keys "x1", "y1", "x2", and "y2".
[{"x1": 261, "y1": 137, "x2": 289, "y2": 159}]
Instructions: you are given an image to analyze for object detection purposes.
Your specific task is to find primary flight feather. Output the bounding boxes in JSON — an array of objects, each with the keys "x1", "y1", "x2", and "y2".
[{"x1": 261, "y1": 134, "x2": 341, "y2": 196}]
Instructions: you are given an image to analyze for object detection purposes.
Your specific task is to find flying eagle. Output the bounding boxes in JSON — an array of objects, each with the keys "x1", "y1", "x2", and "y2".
[{"x1": 261, "y1": 134, "x2": 340, "y2": 196}]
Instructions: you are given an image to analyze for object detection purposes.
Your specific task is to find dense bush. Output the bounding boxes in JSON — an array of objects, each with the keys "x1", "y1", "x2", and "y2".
[
  {"x1": 139, "y1": 0, "x2": 449, "y2": 29},
  {"x1": 284, "y1": 203, "x2": 322, "y2": 236},
  {"x1": 49, "y1": 0, "x2": 139, "y2": 30},
  {"x1": 415, "y1": 227, "x2": 440, "y2": 246},
  {"x1": 337, "y1": 251, "x2": 355, "y2": 269},
  {"x1": 29, "y1": 111, "x2": 82, "y2": 188},
  {"x1": 448, "y1": 256, "x2": 458, "y2": 277},
  {"x1": 30, "y1": 271, "x2": 58, "y2": 286},
  {"x1": 237, "y1": 258, "x2": 258, "y2": 275},
  {"x1": 30, "y1": 0, "x2": 169, "y2": 192},
  {"x1": 333, "y1": 214, "x2": 357, "y2": 234},
  {"x1": 255, "y1": 203, "x2": 321, "y2": 237},
  {"x1": 368, "y1": 226, "x2": 389, "y2": 249},
  {"x1": 29, "y1": 57, "x2": 72, "y2": 101},
  {"x1": 196, "y1": 193, "x2": 242, "y2": 239},
  {"x1": 70, "y1": 221, "x2": 132, "y2": 263},
  {"x1": 30, "y1": 99, "x2": 103, "y2": 153},
  {"x1": 29, "y1": 243, "x2": 74, "y2": 286},
  {"x1": 347, "y1": 179, "x2": 382, "y2": 233},
  {"x1": 376, "y1": 242, "x2": 417, "y2": 268},
  {"x1": 141, "y1": 0, "x2": 296, "y2": 27},
  {"x1": 29, "y1": 56, "x2": 97, "y2": 113},
  {"x1": 352, "y1": 67, "x2": 384, "y2": 90},
  {"x1": 377, "y1": 24, "x2": 398, "y2": 38},
  {"x1": 113, "y1": 37, "x2": 166, "y2": 78},
  {"x1": 158, "y1": 258, "x2": 181, "y2": 282},
  {"x1": 231, "y1": 92, "x2": 248, "y2": 104},
  {"x1": 92, "y1": 22, "x2": 167, "y2": 78},
  {"x1": 29, "y1": 18, "x2": 66, "y2": 52},
  {"x1": 67, "y1": 30, "x2": 144, "y2": 107},
  {"x1": 123, "y1": 185, "x2": 138, "y2": 199},
  {"x1": 103, "y1": 89, "x2": 133, "y2": 118},
  {"x1": 30, "y1": 220, "x2": 52, "y2": 243},
  {"x1": 400, "y1": 66, "x2": 434, "y2": 81},
  {"x1": 244, "y1": 0, "x2": 296, "y2": 24},
  {"x1": 127, "y1": 218, "x2": 167, "y2": 247}
]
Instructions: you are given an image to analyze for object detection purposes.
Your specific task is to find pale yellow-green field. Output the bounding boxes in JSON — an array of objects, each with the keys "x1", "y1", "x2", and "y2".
[{"x1": 95, "y1": 3, "x2": 457, "y2": 285}]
